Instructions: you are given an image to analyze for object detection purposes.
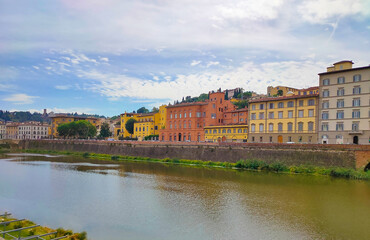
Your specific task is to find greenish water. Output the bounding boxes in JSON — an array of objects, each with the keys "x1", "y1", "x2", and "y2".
[{"x1": 0, "y1": 153, "x2": 369, "y2": 240}]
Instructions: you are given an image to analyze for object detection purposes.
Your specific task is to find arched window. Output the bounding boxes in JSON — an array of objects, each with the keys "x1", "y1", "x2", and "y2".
[
  {"x1": 259, "y1": 124, "x2": 264, "y2": 132},
  {"x1": 251, "y1": 124, "x2": 255, "y2": 132},
  {"x1": 269, "y1": 123, "x2": 273, "y2": 132},
  {"x1": 287, "y1": 122, "x2": 293, "y2": 132},
  {"x1": 298, "y1": 122, "x2": 303, "y2": 132}
]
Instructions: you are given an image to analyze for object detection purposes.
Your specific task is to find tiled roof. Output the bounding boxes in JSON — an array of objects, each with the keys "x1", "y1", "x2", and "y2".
[
  {"x1": 249, "y1": 93, "x2": 319, "y2": 103},
  {"x1": 166, "y1": 102, "x2": 208, "y2": 108}
]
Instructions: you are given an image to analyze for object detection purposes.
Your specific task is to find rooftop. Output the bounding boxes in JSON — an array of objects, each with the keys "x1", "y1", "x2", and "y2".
[{"x1": 249, "y1": 93, "x2": 319, "y2": 103}]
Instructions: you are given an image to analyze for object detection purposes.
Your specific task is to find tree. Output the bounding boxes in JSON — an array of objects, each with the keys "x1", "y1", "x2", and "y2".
[
  {"x1": 232, "y1": 100, "x2": 248, "y2": 109},
  {"x1": 98, "y1": 123, "x2": 112, "y2": 139},
  {"x1": 277, "y1": 90, "x2": 283, "y2": 96},
  {"x1": 224, "y1": 91, "x2": 229, "y2": 100},
  {"x1": 151, "y1": 107, "x2": 159, "y2": 113},
  {"x1": 137, "y1": 107, "x2": 149, "y2": 113},
  {"x1": 125, "y1": 118, "x2": 137, "y2": 136},
  {"x1": 56, "y1": 120, "x2": 96, "y2": 139}
]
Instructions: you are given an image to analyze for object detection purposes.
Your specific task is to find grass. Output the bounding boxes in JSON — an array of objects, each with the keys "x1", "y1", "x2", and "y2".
[
  {"x1": 0, "y1": 215, "x2": 87, "y2": 240},
  {"x1": 21, "y1": 149, "x2": 370, "y2": 180}
]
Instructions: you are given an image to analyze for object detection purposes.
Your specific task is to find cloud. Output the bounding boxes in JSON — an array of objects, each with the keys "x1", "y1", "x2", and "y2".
[
  {"x1": 3, "y1": 93, "x2": 39, "y2": 104},
  {"x1": 55, "y1": 85, "x2": 72, "y2": 90},
  {"x1": 99, "y1": 57, "x2": 109, "y2": 62},
  {"x1": 10, "y1": 107, "x2": 95, "y2": 115},
  {"x1": 190, "y1": 60, "x2": 201, "y2": 66},
  {"x1": 207, "y1": 61, "x2": 220, "y2": 67}
]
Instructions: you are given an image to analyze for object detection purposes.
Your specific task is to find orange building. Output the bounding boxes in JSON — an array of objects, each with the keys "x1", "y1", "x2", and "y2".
[{"x1": 160, "y1": 91, "x2": 236, "y2": 142}]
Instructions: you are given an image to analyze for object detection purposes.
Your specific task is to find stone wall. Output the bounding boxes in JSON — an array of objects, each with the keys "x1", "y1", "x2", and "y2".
[{"x1": 19, "y1": 140, "x2": 370, "y2": 169}]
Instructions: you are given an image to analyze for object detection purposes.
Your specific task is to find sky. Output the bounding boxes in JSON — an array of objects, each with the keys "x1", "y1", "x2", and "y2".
[{"x1": 0, "y1": 0, "x2": 369, "y2": 117}]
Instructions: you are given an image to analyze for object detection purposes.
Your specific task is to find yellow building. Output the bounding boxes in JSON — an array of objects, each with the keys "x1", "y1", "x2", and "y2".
[
  {"x1": 326, "y1": 60, "x2": 353, "y2": 72},
  {"x1": 267, "y1": 86, "x2": 300, "y2": 97},
  {"x1": 204, "y1": 125, "x2": 248, "y2": 143},
  {"x1": 119, "y1": 105, "x2": 167, "y2": 140},
  {"x1": 248, "y1": 93, "x2": 318, "y2": 143},
  {"x1": 49, "y1": 114, "x2": 98, "y2": 138}
]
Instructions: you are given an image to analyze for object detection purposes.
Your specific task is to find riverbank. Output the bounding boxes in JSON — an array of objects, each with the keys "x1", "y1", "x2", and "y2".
[
  {"x1": 0, "y1": 213, "x2": 86, "y2": 240},
  {"x1": 21, "y1": 149, "x2": 370, "y2": 180}
]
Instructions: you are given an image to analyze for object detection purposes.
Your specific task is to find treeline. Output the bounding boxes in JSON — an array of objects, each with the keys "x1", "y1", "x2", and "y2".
[
  {"x1": 57, "y1": 120, "x2": 97, "y2": 139},
  {"x1": 0, "y1": 110, "x2": 50, "y2": 123}
]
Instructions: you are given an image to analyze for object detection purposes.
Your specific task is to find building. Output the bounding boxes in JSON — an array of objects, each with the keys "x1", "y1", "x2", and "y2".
[
  {"x1": 18, "y1": 123, "x2": 50, "y2": 140},
  {"x1": 205, "y1": 125, "x2": 248, "y2": 142},
  {"x1": 248, "y1": 93, "x2": 319, "y2": 143},
  {"x1": 0, "y1": 121, "x2": 5, "y2": 139},
  {"x1": 119, "y1": 105, "x2": 167, "y2": 140},
  {"x1": 49, "y1": 114, "x2": 99, "y2": 138},
  {"x1": 267, "y1": 86, "x2": 319, "y2": 97},
  {"x1": 318, "y1": 61, "x2": 370, "y2": 144},
  {"x1": 160, "y1": 91, "x2": 237, "y2": 142},
  {"x1": 5, "y1": 123, "x2": 20, "y2": 140}
]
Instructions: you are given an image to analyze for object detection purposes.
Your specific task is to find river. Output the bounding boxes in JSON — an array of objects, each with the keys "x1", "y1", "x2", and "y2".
[{"x1": 0, "y1": 153, "x2": 369, "y2": 240}]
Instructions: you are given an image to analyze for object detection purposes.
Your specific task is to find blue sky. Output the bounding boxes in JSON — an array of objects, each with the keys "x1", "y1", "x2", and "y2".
[{"x1": 1, "y1": 0, "x2": 369, "y2": 117}]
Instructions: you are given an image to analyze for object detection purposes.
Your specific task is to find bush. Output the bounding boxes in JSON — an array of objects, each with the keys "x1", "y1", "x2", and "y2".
[
  {"x1": 111, "y1": 155, "x2": 119, "y2": 161},
  {"x1": 269, "y1": 162, "x2": 288, "y2": 172},
  {"x1": 82, "y1": 152, "x2": 90, "y2": 158}
]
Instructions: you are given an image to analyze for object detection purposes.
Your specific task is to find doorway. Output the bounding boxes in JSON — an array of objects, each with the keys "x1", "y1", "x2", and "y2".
[
  {"x1": 278, "y1": 135, "x2": 283, "y2": 143},
  {"x1": 178, "y1": 133, "x2": 182, "y2": 141},
  {"x1": 353, "y1": 136, "x2": 358, "y2": 144}
]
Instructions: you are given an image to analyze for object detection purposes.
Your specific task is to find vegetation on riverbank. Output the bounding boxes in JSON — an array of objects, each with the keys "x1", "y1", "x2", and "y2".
[
  {"x1": 0, "y1": 214, "x2": 87, "y2": 240},
  {"x1": 21, "y1": 149, "x2": 370, "y2": 180},
  {"x1": 0, "y1": 143, "x2": 11, "y2": 154}
]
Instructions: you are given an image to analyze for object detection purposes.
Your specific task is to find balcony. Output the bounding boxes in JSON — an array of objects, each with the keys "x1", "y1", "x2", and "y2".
[{"x1": 348, "y1": 130, "x2": 363, "y2": 135}]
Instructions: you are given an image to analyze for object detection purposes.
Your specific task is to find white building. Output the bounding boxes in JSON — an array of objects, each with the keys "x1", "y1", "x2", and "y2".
[{"x1": 18, "y1": 123, "x2": 50, "y2": 140}]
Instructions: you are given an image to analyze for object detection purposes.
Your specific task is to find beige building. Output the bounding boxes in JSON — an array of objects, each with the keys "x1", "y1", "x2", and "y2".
[
  {"x1": 0, "y1": 122, "x2": 5, "y2": 139},
  {"x1": 318, "y1": 61, "x2": 370, "y2": 144},
  {"x1": 18, "y1": 123, "x2": 50, "y2": 140}
]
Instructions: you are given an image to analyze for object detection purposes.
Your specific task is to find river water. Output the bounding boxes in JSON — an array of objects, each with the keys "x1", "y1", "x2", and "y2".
[{"x1": 0, "y1": 153, "x2": 369, "y2": 240}]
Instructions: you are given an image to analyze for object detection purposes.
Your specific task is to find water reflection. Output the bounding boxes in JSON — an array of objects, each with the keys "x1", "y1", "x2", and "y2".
[{"x1": 0, "y1": 154, "x2": 369, "y2": 240}]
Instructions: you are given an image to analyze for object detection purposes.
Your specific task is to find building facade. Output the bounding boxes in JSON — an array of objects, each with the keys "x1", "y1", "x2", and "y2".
[
  {"x1": 160, "y1": 91, "x2": 237, "y2": 142},
  {"x1": 18, "y1": 123, "x2": 50, "y2": 140},
  {"x1": 204, "y1": 124, "x2": 248, "y2": 142},
  {"x1": 248, "y1": 93, "x2": 319, "y2": 143},
  {"x1": 318, "y1": 61, "x2": 370, "y2": 144},
  {"x1": 5, "y1": 124, "x2": 20, "y2": 140},
  {"x1": 0, "y1": 122, "x2": 5, "y2": 139}
]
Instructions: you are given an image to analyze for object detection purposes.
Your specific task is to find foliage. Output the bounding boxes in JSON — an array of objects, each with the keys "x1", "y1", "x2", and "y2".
[
  {"x1": 137, "y1": 107, "x2": 149, "y2": 113},
  {"x1": 0, "y1": 110, "x2": 50, "y2": 123},
  {"x1": 224, "y1": 91, "x2": 229, "y2": 100},
  {"x1": 144, "y1": 134, "x2": 159, "y2": 140},
  {"x1": 277, "y1": 89, "x2": 283, "y2": 96},
  {"x1": 82, "y1": 152, "x2": 90, "y2": 158},
  {"x1": 110, "y1": 115, "x2": 120, "y2": 120},
  {"x1": 151, "y1": 107, "x2": 159, "y2": 113},
  {"x1": 98, "y1": 122, "x2": 112, "y2": 139},
  {"x1": 125, "y1": 118, "x2": 137, "y2": 135},
  {"x1": 180, "y1": 93, "x2": 209, "y2": 103},
  {"x1": 232, "y1": 100, "x2": 248, "y2": 109},
  {"x1": 236, "y1": 91, "x2": 253, "y2": 99},
  {"x1": 57, "y1": 120, "x2": 97, "y2": 139}
]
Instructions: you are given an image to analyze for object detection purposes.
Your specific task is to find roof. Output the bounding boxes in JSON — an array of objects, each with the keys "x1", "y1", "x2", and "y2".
[
  {"x1": 226, "y1": 108, "x2": 248, "y2": 113},
  {"x1": 166, "y1": 102, "x2": 208, "y2": 108},
  {"x1": 333, "y1": 60, "x2": 354, "y2": 65},
  {"x1": 49, "y1": 114, "x2": 98, "y2": 120},
  {"x1": 319, "y1": 65, "x2": 370, "y2": 76},
  {"x1": 300, "y1": 86, "x2": 319, "y2": 91},
  {"x1": 249, "y1": 93, "x2": 318, "y2": 103},
  {"x1": 204, "y1": 123, "x2": 248, "y2": 128}
]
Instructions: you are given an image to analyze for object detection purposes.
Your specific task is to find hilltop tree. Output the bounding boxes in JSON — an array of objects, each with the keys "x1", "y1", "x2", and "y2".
[
  {"x1": 137, "y1": 107, "x2": 149, "y2": 113},
  {"x1": 224, "y1": 91, "x2": 228, "y2": 100},
  {"x1": 151, "y1": 107, "x2": 159, "y2": 113},
  {"x1": 125, "y1": 118, "x2": 137, "y2": 136}
]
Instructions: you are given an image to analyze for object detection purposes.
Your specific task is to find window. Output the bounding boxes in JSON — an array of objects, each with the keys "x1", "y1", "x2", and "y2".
[
  {"x1": 336, "y1": 122, "x2": 344, "y2": 131},
  {"x1": 269, "y1": 123, "x2": 273, "y2": 132},
  {"x1": 352, "y1": 122, "x2": 359, "y2": 131},
  {"x1": 298, "y1": 110, "x2": 304, "y2": 118},
  {"x1": 298, "y1": 122, "x2": 303, "y2": 132},
  {"x1": 205, "y1": 130, "x2": 208, "y2": 134},
  {"x1": 269, "y1": 103, "x2": 274, "y2": 109},
  {"x1": 251, "y1": 113, "x2": 256, "y2": 120},
  {"x1": 322, "y1": 112, "x2": 329, "y2": 120},
  {"x1": 259, "y1": 104, "x2": 264, "y2": 110},
  {"x1": 259, "y1": 124, "x2": 264, "y2": 132},
  {"x1": 287, "y1": 101, "x2": 294, "y2": 107},
  {"x1": 184, "y1": 121, "x2": 186, "y2": 128},
  {"x1": 323, "y1": 90, "x2": 329, "y2": 97},
  {"x1": 353, "y1": 74, "x2": 361, "y2": 82},
  {"x1": 337, "y1": 99, "x2": 344, "y2": 108},
  {"x1": 222, "y1": 129, "x2": 226, "y2": 133},
  {"x1": 353, "y1": 86, "x2": 361, "y2": 94},
  {"x1": 227, "y1": 129, "x2": 231, "y2": 133},
  {"x1": 189, "y1": 112, "x2": 192, "y2": 117},
  {"x1": 288, "y1": 111, "x2": 293, "y2": 118},
  {"x1": 322, "y1": 101, "x2": 329, "y2": 109},
  {"x1": 175, "y1": 114, "x2": 177, "y2": 118},
  {"x1": 259, "y1": 112, "x2": 264, "y2": 120},
  {"x1": 260, "y1": 136, "x2": 263, "y2": 142},
  {"x1": 243, "y1": 128, "x2": 247, "y2": 133},
  {"x1": 240, "y1": 118, "x2": 243, "y2": 122},
  {"x1": 337, "y1": 77, "x2": 345, "y2": 84},
  {"x1": 179, "y1": 113, "x2": 182, "y2": 118},
  {"x1": 323, "y1": 79, "x2": 330, "y2": 85},
  {"x1": 278, "y1": 123, "x2": 283, "y2": 132},
  {"x1": 211, "y1": 113, "x2": 216, "y2": 119},
  {"x1": 299, "y1": 100, "x2": 304, "y2": 107},
  {"x1": 251, "y1": 124, "x2": 255, "y2": 132},
  {"x1": 184, "y1": 112, "x2": 187, "y2": 118},
  {"x1": 196, "y1": 112, "x2": 201, "y2": 117},
  {"x1": 352, "y1": 98, "x2": 360, "y2": 107},
  {"x1": 213, "y1": 129, "x2": 217, "y2": 134},
  {"x1": 238, "y1": 129, "x2": 242, "y2": 133},
  {"x1": 336, "y1": 111, "x2": 344, "y2": 119},
  {"x1": 308, "y1": 122, "x2": 314, "y2": 131},
  {"x1": 322, "y1": 123, "x2": 328, "y2": 131},
  {"x1": 212, "y1": 103, "x2": 216, "y2": 109},
  {"x1": 278, "y1": 111, "x2": 283, "y2": 119},
  {"x1": 352, "y1": 110, "x2": 360, "y2": 118},
  {"x1": 268, "y1": 112, "x2": 274, "y2": 119},
  {"x1": 337, "y1": 88, "x2": 344, "y2": 96},
  {"x1": 287, "y1": 122, "x2": 293, "y2": 132},
  {"x1": 308, "y1": 99, "x2": 315, "y2": 106},
  {"x1": 188, "y1": 121, "x2": 191, "y2": 128},
  {"x1": 252, "y1": 105, "x2": 256, "y2": 110},
  {"x1": 170, "y1": 114, "x2": 173, "y2": 119},
  {"x1": 278, "y1": 102, "x2": 284, "y2": 108}
]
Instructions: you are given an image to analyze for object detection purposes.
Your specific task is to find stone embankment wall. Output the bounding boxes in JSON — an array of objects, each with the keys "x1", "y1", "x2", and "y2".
[{"x1": 19, "y1": 140, "x2": 370, "y2": 170}]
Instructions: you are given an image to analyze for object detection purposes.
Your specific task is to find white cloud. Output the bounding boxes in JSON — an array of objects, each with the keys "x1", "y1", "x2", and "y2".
[
  {"x1": 32, "y1": 66, "x2": 39, "y2": 70},
  {"x1": 3, "y1": 93, "x2": 39, "y2": 104},
  {"x1": 153, "y1": 76, "x2": 159, "y2": 81},
  {"x1": 55, "y1": 85, "x2": 72, "y2": 90},
  {"x1": 100, "y1": 57, "x2": 109, "y2": 62},
  {"x1": 207, "y1": 61, "x2": 220, "y2": 67},
  {"x1": 190, "y1": 60, "x2": 201, "y2": 66},
  {"x1": 78, "y1": 60, "x2": 324, "y2": 102}
]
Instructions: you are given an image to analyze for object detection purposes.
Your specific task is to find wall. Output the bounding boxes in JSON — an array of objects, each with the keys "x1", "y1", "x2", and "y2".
[{"x1": 19, "y1": 140, "x2": 370, "y2": 170}]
